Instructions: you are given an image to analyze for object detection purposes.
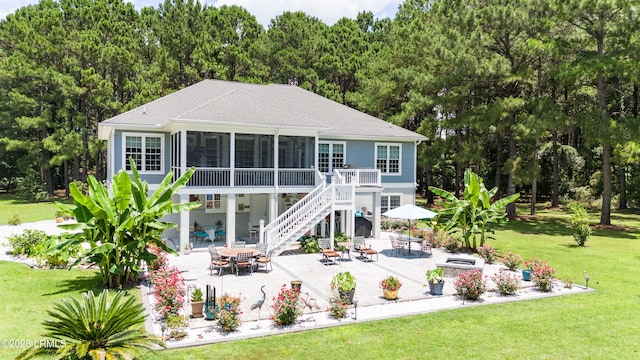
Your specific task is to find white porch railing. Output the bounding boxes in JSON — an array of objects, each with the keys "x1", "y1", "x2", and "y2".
[
  {"x1": 278, "y1": 169, "x2": 316, "y2": 187},
  {"x1": 175, "y1": 167, "x2": 319, "y2": 187},
  {"x1": 334, "y1": 169, "x2": 381, "y2": 187},
  {"x1": 186, "y1": 167, "x2": 231, "y2": 187},
  {"x1": 235, "y1": 169, "x2": 274, "y2": 186}
]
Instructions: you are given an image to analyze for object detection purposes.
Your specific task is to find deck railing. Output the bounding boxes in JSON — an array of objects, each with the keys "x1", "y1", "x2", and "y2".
[
  {"x1": 334, "y1": 169, "x2": 381, "y2": 187},
  {"x1": 173, "y1": 167, "x2": 319, "y2": 187}
]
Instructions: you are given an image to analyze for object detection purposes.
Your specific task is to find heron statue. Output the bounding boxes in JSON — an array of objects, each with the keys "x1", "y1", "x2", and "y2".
[
  {"x1": 301, "y1": 292, "x2": 320, "y2": 322},
  {"x1": 251, "y1": 285, "x2": 266, "y2": 328}
]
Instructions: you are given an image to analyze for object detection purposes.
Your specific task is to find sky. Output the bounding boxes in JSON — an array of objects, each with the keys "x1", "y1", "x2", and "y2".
[{"x1": 0, "y1": 0, "x2": 403, "y2": 28}]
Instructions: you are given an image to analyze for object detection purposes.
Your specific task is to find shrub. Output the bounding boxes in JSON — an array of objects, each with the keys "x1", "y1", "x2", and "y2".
[
  {"x1": 7, "y1": 229, "x2": 48, "y2": 256},
  {"x1": 569, "y1": 203, "x2": 591, "y2": 246},
  {"x1": 444, "y1": 236, "x2": 462, "y2": 253},
  {"x1": 430, "y1": 230, "x2": 449, "y2": 248},
  {"x1": 454, "y1": 270, "x2": 487, "y2": 300},
  {"x1": 15, "y1": 169, "x2": 49, "y2": 202},
  {"x1": 477, "y1": 244, "x2": 498, "y2": 264},
  {"x1": 530, "y1": 259, "x2": 556, "y2": 292},
  {"x1": 32, "y1": 235, "x2": 82, "y2": 268},
  {"x1": 299, "y1": 235, "x2": 319, "y2": 253},
  {"x1": 166, "y1": 313, "x2": 189, "y2": 339},
  {"x1": 218, "y1": 293, "x2": 242, "y2": 332},
  {"x1": 8, "y1": 213, "x2": 21, "y2": 225},
  {"x1": 491, "y1": 271, "x2": 520, "y2": 295},
  {"x1": 150, "y1": 265, "x2": 186, "y2": 318},
  {"x1": 327, "y1": 297, "x2": 349, "y2": 319},
  {"x1": 270, "y1": 284, "x2": 303, "y2": 326},
  {"x1": 501, "y1": 251, "x2": 523, "y2": 271}
]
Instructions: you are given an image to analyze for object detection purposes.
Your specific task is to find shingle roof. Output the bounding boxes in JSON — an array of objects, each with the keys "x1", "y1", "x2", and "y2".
[{"x1": 101, "y1": 80, "x2": 426, "y2": 141}]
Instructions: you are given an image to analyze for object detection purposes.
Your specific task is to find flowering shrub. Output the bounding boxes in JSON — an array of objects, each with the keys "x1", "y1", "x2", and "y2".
[
  {"x1": 218, "y1": 293, "x2": 242, "y2": 332},
  {"x1": 147, "y1": 244, "x2": 169, "y2": 271},
  {"x1": 151, "y1": 265, "x2": 185, "y2": 318},
  {"x1": 454, "y1": 270, "x2": 487, "y2": 300},
  {"x1": 379, "y1": 276, "x2": 402, "y2": 291},
  {"x1": 501, "y1": 251, "x2": 523, "y2": 271},
  {"x1": 327, "y1": 297, "x2": 349, "y2": 319},
  {"x1": 270, "y1": 284, "x2": 303, "y2": 326},
  {"x1": 477, "y1": 244, "x2": 498, "y2": 264},
  {"x1": 444, "y1": 237, "x2": 462, "y2": 253},
  {"x1": 524, "y1": 256, "x2": 545, "y2": 272},
  {"x1": 429, "y1": 230, "x2": 449, "y2": 248},
  {"x1": 529, "y1": 259, "x2": 556, "y2": 292},
  {"x1": 491, "y1": 271, "x2": 520, "y2": 295}
]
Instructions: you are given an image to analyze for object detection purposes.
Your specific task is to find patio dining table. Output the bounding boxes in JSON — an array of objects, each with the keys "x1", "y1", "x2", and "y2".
[
  {"x1": 397, "y1": 236, "x2": 424, "y2": 255},
  {"x1": 217, "y1": 248, "x2": 261, "y2": 274}
]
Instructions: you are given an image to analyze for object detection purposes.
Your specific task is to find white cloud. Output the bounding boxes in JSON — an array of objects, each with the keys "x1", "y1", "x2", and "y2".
[{"x1": 1, "y1": 0, "x2": 401, "y2": 27}]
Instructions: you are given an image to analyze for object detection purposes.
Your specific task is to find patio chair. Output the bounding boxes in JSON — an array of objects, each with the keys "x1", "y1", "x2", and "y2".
[
  {"x1": 208, "y1": 246, "x2": 230, "y2": 275},
  {"x1": 419, "y1": 239, "x2": 432, "y2": 257},
  {"x1": 255, "y1": 243, "x2": 268, "y2": 256},
  {"x1": 255, "y1": 249, "x2": 273, "y2": 273},
  {"x1": 194, "y1": 230, "x2": 209, "y2": 244},
  {"x1": 235, "y1": 251, "x2": 254, "y2": 276},
  {"x1": 359, "y1": 239, "x2": 378, "y2": 262},
  {"x1": 391, "y1": 238, "x2": 406, "y2": 257},
  {"x1": 209, "y1": 253, "x2": 231, "y2": 276},
  {"x1": 248, "y1": 222, "x2": 257, "y2": 241},
  {"x1": 318, "y1": 238, "x2": 341, "y2": 265},
  {"x1": 231, "y1": 241, "x2": 246, "y2": 248}
]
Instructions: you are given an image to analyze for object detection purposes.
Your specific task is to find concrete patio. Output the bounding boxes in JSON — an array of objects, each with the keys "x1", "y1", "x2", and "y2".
[{"x1": 145, "y1": 232, "x2": 593, "y2": 348}]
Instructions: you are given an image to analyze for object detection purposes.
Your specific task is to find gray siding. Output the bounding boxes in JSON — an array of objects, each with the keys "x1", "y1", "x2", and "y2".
[{"x1": 114, "y1": 130, "x2": 171, "y2": 184}]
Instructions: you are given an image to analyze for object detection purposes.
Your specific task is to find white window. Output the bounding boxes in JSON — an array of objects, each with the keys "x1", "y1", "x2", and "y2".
[
  {"x1": 381, "y1": 194, "x2": 401, "y2": 212},
  {"x1": 123, "y1": 133, "x2": 163, "y2": 173},
  {"x1": 318, "y1": 141, "x2": 345, "y2": 173},
  {"x1": 376, "y1": 143, "x2": 401, "y2": 175}
]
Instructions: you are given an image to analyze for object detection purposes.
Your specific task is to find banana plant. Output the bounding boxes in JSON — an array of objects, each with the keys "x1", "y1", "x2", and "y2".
[
  {"x1": 56, "y1": 158, "x2": 199, "y2": 288},
  {"x1": 429, "y1": 169, "x2": 519, "y2": 249}
]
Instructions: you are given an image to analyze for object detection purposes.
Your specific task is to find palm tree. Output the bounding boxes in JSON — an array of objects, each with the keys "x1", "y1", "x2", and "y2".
[{"x1": 17, "y1": 290, "x2": 162, "y2": 360}]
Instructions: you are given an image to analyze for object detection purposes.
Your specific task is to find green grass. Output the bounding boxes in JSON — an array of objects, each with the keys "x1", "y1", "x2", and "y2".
[
  {"x1": 0, "y1": 263, "x2": 102, "y2": 359},
  {"x1": 0, "y1": 194, "x2": 72, "y2": 225},
  {"x1": 2, "y1": 206, "x2": 640, "y2": 359}
]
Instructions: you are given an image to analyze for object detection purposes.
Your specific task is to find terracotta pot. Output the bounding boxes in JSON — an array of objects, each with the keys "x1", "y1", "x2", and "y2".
[{"x1": 191, "y1": 301, "x2": 204, "y2": 318}]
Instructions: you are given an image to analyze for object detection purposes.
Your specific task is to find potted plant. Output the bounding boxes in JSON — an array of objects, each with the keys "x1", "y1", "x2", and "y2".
[
  {"x1": 425, "y1": 267, "x2": 445, "y2": 295},
  {"x1": 330, "y1": 272, "x2": 356, "y2": 304},
  {"x1": 523, "y1": 257, "x2": 544, "y2": 281},
  {"x1": 191, "y1": 287, "x2": 205, "y2": 318},
  {"x1": 379, "y1": 275, "x2": 402, "y2": 300}
]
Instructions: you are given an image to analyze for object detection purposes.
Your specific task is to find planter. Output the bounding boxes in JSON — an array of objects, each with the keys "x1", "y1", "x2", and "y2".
[
  {"x1": 428, "y1": 281, "x2": 444, "y2": 296},
  {"x1": 522, "y1": 270, "x2": 532, "y2": 281},
  {"x1": 291, "y1": 280, "x2": 302, "y2": 292},
  {"x1": 382, "y1": 289, "x2": 398, "y2": 300},
  {"x1": 338, "y1": 289, "x2": 355, "y2": 304},
  {"x1": 191, "y1": 301, "x2": 204, "y2": 318}
]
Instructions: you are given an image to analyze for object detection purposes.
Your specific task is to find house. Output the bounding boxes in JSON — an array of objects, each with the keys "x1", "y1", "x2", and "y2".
[{"x1": 98, "y1": 80, "x2": 426, "y2": 254}]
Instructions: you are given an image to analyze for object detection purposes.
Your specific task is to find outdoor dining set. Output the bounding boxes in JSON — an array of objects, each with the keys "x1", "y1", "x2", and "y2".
[{"x1": 207, "y1": 242, "x2": 272, "y2": 276}]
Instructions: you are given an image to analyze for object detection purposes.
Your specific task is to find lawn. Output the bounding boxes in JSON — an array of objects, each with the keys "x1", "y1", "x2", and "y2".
[
  {"x1": 2, "y1": 206, "x2": 639, "y2": 359},
  {"x1": 0, "y1": 194, "x2": 72, "y2": 225}
]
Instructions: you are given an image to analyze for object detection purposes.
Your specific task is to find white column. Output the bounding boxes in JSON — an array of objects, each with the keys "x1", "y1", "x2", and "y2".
[
  {"x1": 269, "y1": 193, "x2": 278, "y2": 223},
  {"x1": 180, "y1": 131, "x2": 187, "y2": 176},
  {"x1": 373, "y1": 192, "x2": 381, "y2": 239},
  {"x1": 329, "y1": 207, "x2": 335, "y2": 250},
  {"x1": 226, "y1": 193, "x2": 236, "y2": 247},
  {"x1": 179, "y1": 193, "x2": 190, "y2": 254}
]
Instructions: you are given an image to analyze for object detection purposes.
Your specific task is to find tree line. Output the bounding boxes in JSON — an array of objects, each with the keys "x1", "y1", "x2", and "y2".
[{"x1": 0, "y1": 0, "x2": 638, "y2": 225}]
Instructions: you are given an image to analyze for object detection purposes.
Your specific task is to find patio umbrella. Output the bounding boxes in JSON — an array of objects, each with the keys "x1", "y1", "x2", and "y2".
[{"x1": 382, "y1": 204, "x2": 437, "y2": 238}]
